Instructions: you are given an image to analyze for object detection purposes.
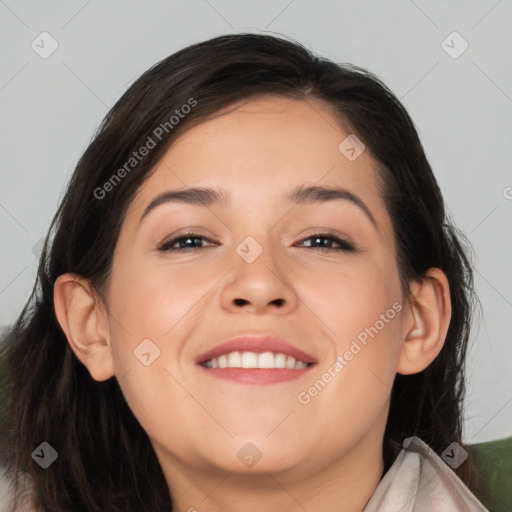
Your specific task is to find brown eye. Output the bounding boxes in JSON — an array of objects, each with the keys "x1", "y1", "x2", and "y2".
[
  {"x1": 296, "y1": 233, "x2": 355, "y2": 252},
  {"x1": 158, "y1": 232, "x2": 216, "y2": 252}
]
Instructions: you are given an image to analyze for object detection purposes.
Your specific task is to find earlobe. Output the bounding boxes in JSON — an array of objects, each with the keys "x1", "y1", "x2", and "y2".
[
  {"x1": 397, "y1": 268, "x2": 452, "y2": 375},
  {"x1": 53, "y1": 273, "x2": 115, "y2": 382}
]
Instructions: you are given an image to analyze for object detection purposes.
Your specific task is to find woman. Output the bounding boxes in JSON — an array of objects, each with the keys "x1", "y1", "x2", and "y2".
[{"x1": 0, "y1": 33, "x2": 488, "y2": 511}]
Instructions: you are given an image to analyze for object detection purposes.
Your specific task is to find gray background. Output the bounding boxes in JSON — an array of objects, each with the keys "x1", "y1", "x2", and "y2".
[{"x1": 0, "y1": 0, "x2": 511, "y2": 443}]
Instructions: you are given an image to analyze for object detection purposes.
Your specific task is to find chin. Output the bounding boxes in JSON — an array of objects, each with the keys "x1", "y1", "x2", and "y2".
[{"x1": 201, "y1": 436, "x2": 306, "y2": 475}]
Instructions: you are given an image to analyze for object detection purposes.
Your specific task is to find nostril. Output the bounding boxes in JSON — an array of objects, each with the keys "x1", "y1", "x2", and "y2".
[{"x1": 232, "y1": 298, "x2": 285, "y2": 307}]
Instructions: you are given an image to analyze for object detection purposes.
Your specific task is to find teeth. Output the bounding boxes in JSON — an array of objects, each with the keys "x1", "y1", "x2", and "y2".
[
  {"x1": 257, "y1": 352, "x2": 274, "y2": 369},
  {"x1": 275, "y1": 353, "x2": 287, "y2": 368},
  {"x1": 241, "y1": 351, "x2": 258, "y2": 368},
  {"x1": 227, "y1": 351, "x2": 242, "y2": 367},
  {"x1": 285, "y1": 355, "x2": 296, "y2": 369},
  {"x1": 203, "y1": 351, "x2": 310, "y2": 370}
]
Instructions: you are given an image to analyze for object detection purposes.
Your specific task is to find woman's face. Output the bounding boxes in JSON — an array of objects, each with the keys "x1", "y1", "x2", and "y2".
[{"x1": 104, "y1": 95, "x2": 406, "y2": 479}]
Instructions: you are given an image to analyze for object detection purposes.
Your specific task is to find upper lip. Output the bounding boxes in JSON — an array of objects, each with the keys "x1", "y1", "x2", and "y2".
[{"x1": 195, "y1": 334, "x2": 317, "y2": 365}]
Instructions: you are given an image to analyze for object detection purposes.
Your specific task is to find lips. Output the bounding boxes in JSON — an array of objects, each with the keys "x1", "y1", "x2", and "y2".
[{"x1": 195, "y1": 335, "x2": 317, "y2": 366}]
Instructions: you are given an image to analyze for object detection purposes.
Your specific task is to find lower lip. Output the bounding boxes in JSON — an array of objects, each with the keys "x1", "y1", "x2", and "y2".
[{"x1": 197, "y1": 365, "x2": 314, "y2": 384}]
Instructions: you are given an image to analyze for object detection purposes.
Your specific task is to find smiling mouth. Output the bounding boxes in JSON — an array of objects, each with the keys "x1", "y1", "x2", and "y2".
[{"x1": 201, "y1": 350, "x2": 314, "y2": 370}]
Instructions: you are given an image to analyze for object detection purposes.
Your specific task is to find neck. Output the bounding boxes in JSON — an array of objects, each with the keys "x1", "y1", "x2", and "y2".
[{"x1": 156, "y1": 423, "x2": 386, "y2": 512}]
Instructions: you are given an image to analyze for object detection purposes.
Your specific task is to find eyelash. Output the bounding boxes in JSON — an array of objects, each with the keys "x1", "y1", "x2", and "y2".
[{"x1": 157, "y1": 231, "x2": 355, "y2": 253}]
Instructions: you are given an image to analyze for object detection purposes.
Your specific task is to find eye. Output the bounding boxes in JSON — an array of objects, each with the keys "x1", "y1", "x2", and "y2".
[
  {"x1": 296, "y1": 233, "x2": 355, "y2": 252},
  {"x1": 157, "y1": 231, "x2": 217, "y2": 252},
  {"x1": 157, "y1": 231, "x2": 355, "y2": 253}
]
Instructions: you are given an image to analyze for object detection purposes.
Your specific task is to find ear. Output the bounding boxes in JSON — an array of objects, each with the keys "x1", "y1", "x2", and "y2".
[
  {"x1": 397, "y1": 267, "x2": 452, "y2": 375},
  {"x1": 53, "y1": 273, "x2": 115, "y2": 382}
]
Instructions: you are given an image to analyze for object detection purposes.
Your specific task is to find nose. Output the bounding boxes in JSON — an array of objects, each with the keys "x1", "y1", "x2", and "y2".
[{"x1": 219, "y1": 237, "x2": 299, "y2": 315}]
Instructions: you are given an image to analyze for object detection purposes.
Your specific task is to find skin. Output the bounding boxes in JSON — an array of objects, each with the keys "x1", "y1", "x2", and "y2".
[{"x1": 54, "y1": 95, "x2": 451, "y2": 512}]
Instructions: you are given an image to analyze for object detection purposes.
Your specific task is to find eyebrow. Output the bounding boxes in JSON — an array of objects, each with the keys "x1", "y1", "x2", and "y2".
[{"x1": 138, "y1": 184, "x2": 379, "y2": 232}]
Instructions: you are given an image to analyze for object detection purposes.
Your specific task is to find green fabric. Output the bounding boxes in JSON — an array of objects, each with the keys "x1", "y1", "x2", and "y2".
[{"x1": 469, "y1": 436, "x2": 512, "y2": 512}]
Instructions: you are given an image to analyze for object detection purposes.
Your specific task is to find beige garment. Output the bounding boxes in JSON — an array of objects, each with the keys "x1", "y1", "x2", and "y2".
[{"x1": 364, "y1": 437, "x2": 489, "y2": 511}]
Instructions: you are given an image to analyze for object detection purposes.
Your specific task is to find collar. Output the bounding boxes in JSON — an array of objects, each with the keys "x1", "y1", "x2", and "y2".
[{"x1": 363, "y1": 437, "x2": 488, "y2": 511}]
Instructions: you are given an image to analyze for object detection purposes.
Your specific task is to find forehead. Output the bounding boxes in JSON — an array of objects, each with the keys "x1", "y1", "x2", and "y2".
[{"x1": 124, "y1": 95, "x2": 389, "y2": 232}]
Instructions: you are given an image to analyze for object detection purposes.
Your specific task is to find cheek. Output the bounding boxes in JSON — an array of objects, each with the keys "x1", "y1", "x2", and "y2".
[
  {"x1": 104, "y1": 259, "x2": 227, "y2": 438},
  {"x1": 291, "y1": 276, "x2": 403, "y2": 467},
  {"x1": 302, "y1": 253, "x2": 402, "y2": 340},
  {"x1": 305, "y1": 257, "x2": 404, "y2": 396},
  {"x1": 109, "y1": 255, "x2": 218, "y2": 341},
  {"x1": 297, "y1": 276, "x2": 403, "y2": 450},
  {"x1": 112, "y1": 361, "x2": 206, "y2": 459}
]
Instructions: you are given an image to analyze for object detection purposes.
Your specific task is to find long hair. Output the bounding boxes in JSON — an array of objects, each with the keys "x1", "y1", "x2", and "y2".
[{"x1": 0, "y1": 32, "x2": 479, "y2": 511}]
